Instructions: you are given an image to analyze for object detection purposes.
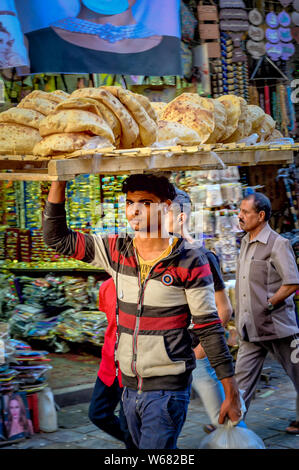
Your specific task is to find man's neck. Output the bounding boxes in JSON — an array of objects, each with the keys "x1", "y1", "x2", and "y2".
[
  {"x1": 134, "y1": 233, "x2": 171, "y2": 259},
  {"x1": 248, "y1": 222, "x2": 267, "y2": 241}
]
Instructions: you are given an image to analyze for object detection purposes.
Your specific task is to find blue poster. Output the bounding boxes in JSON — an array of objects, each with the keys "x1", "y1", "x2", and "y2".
[
  {"x1": 13, "y1": 0, "x2": 182, "y2": 75},
  {"x1": 0, "y1": 0, "x2": 29, "y2": 69}
]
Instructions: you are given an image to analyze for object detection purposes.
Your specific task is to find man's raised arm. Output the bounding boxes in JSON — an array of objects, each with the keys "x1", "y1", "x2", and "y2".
[{"x1": 43, "y1": 181, "x2": 111, "y2": 272}]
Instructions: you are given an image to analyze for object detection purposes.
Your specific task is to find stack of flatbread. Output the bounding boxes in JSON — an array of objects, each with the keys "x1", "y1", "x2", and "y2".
[
  {"x1": 0, "y1": 90, "x2": 69, "y2": 154},
  {"x1": 156, "y1": 92, "x2": 279, "y2": 145},
  {"x1": 33, "y1": 86, "x2": 158, "y2": 156},
  {"x1": 159, "y1": 93, "x2": 227, "y2": 145}
]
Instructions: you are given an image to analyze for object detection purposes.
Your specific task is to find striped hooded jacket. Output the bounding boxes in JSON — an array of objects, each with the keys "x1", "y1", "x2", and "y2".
[{"x1": 43, "y1": 201, "x2": 234, "y2": 391}]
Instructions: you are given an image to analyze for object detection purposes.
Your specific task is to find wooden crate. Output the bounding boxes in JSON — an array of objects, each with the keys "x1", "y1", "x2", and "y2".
[{"x1": 0, "y1": 143, "x2": 296, "y2": 181}]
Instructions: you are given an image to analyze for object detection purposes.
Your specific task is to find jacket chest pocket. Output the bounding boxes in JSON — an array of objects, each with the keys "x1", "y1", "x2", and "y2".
[{"x1": 249, "y1": 259, "x2": 269, "y2": 305}]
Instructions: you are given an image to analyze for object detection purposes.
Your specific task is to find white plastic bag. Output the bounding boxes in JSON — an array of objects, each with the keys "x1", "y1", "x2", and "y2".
[
  {"x1": 198, "y1": 421, "x2": 265, "y2": 449},
  {"x1": 38, "y1": 387, "x2": 58, "y2": 432}
]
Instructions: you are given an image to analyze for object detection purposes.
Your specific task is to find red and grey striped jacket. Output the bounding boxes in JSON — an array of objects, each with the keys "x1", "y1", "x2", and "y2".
[{"x1": 43, "y1": 201, "x2": 234, "y2": 391}]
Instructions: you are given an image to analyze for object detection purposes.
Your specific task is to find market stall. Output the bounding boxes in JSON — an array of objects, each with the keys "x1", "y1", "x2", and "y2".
[{"x1": 0, "y1": 0, "x2": 299, "y2": 446}]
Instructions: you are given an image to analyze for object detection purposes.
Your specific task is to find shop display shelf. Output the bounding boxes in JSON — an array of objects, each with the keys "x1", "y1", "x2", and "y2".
[{"x1": 0, "y1": 142, "x2": 296, "y2": 181}]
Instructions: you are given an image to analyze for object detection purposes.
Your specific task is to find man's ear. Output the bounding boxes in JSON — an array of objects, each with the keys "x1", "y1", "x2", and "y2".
[
  {"x1": 259, "y1": 210, "x2": 266, "y2": 222},
  {"x1": 163, "y1": 199, "x2": 173, "y2": 213}
]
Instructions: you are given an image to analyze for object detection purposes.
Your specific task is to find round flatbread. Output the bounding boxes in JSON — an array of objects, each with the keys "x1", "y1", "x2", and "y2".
[
  {"x1": 50, "y1": 90, "x2": 70, "y2": 100},
  {"x1": 113, "y1": 87, "x2": 157, "y2": 146},
  {"x1": 247, "y1": 105, "x2": 265, "y2": 131},
  {"x1": 216, "y1": 95, "x2": 242, "y2": 141},
  {"x1": 0, "y1": 107, "x2": 44, "y2": 129},
  {"x1": 39, "y1": 109, "x2": 115, "y2": 143},
  {"x1": 18, "y1": 97, "x2": 57, "y2": 115},
  {"x1": 157, "y1": 120, "x2": 201, "y2": 144},
  {"x1": 101, "y1": 86, "x2": 158, "y2": 122},
  {"x1": 218, "y1": 96, "x2": 249, "y2": 142},
  {"x1": 265, "y1": 128, "x2": 283, "y2": 141},
  {"x1": 206, "y1": 99, "x2": 227, "y2": 143},
  {"x1": 53, "y1": 96, "x2": 121, "y2": 144},
  {"x1": 151, "y1": 102, "x2": 167, "y2": 119},
  {"x1": 161, "y1": 93, "x2": 215, "y2": 143},
  {"x1": 33, "y1": 132, "x2": 93, "y2": 156},
  {"x1": 0, "y1": 123, "x2": 41, "y2": 154},
  {"x1": 256, "y1": 114, "x2": 276, "y2": 141},
  {"x1": 132, "y1": 93, "x2": 158, "y2": 122},
  {"x1": 21, "y1": 90, "x2": 66, "y2": 104},
  {"x1": 71, "y1": 87, "x2": 138, "y2": 148}
]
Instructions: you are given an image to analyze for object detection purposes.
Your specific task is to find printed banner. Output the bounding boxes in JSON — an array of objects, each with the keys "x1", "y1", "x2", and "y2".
[
  {"x1": 14, "y1": 0, "x2": 182, "y2": 75},
  {"x1": 0, "y1": 0, "x2": 29, "y2": 69}
]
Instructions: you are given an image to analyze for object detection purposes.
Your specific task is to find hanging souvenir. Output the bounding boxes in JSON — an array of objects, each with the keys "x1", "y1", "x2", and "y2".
[
  {"x1": 278, "y1": 10, "x2": 291, "y2": 26},
  {"x1": 278, "y1": 27, "x2": 293, "y2": 41},
  {"x1": 266, "y1": 12, "x2": 279, "y2": 28},
  {"x1": 266, "y1": 42, "x2": 282, "y2": 60},
  {"x1": 264, "y1": 85, "x2": 271, "y2": 115},
  {"x1": 246, "y1": 40, "x2": 266, "y2": 58},
  {"x1": 220, "y1": 0, "x2": 245, "y2": 8},
  {"x1": 248, "y1": 8, "x2": 263, "y2": 25},
  {"x1": 219, "y1": 9, "x2": 248, "y2": 20},
  {"x1": 220, "y1": 19, "x2": 249, "y2": 31},
  {"x1": 265, "y1": 28, "x2": 280, "y2": 43},
  {"x1": 248, "y1": 25, "x2": 265, "y2": 41}
]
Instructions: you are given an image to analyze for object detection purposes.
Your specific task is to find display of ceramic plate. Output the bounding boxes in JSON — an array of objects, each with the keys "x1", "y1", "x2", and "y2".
[
  {"x1": 278, "y1": 27, "x2": 293, "y2": 41},
  {"x1": 266, "y1": 41, "x2": 282, "y2": 60},
  {"x1": 248, "y1": 25, "x2": 265, "y2": 40},
  {"x1": 266, "y1": 12, "x2": 279, "y2": 28},
  {"x1": 266, "y1": 28, "x2": 280, "y2": 43},
  {"x1": 279, "y1": 0, "x2": 293, "y2": 6},
  {"x1": 246, "y1": 39, "x2": 266, "y2": 57},
  {"x1": 278, "y1": 10, "x2": 291, "y2": 26},
  {"x1": 249, "y1": 8, "x2": 263, "y2": 25},
  {"x1": 281, "y1": 41, "x2": 295, "y2": 58},
  {"x1": 292, "y1": 11, "x2": 299, "y2": 25}
]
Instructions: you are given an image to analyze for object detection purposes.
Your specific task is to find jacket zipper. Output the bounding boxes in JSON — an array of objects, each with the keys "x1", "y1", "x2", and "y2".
[{"x1": 131, "y1": 242, "x2": 179, "y2": 392}]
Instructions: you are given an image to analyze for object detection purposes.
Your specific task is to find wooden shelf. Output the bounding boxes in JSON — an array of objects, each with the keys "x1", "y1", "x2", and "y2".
[{"x1": 0, "y1": 142, "x2": 296, "y2": 181}]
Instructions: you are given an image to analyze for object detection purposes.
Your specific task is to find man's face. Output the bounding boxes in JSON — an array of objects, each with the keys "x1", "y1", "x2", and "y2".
[
  {"x1": 238, "y1": 198, "x2": 265, "y2": 232},
  {"x1": 126, "y1": 190, "x2": 168, "y2": 235},
  {"x1": 167, "y1": 203, "x2": 184, "y2": 236}
]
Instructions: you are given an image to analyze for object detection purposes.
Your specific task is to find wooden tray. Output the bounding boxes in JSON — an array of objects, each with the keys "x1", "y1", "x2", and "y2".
[{"x1": 0, "y1": 143, "x2": 296, "y2": 181}]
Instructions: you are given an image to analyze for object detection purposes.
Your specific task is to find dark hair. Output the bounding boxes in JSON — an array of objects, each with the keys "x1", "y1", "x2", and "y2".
[
  {"x1": 0, "y1": 22, "x2": 9, "y2": 35},
  {"x1": 244, "y1": 192, "x2": 272, "y2": 221},
  {"x1": 122, "y1": 173, "x2": 176, "y2": 201},
  {"x1": 172, "y1": 187, "x2": 192, "y2": 217}
]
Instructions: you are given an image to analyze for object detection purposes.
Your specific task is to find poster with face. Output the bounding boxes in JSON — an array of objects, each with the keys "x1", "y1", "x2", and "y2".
[
  {"x1": 14, "y1": 0, "x2": 182, "y2": 75},
  {"x1": 0, "y1": 0, "x2": 29, "y2": 69},
  {"x1": 3, "y1": 392, "x2": 34, "y2": 440}
]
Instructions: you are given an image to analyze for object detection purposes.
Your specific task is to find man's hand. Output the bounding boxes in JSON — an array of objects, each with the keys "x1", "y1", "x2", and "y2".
[
  {"x1": 48, "y1": 181, "x2": 67, "y2": 204},
  {"x1": 218, "y1": 376, "x2": 242, "y2": 425},
  {"x1": 193, "y1": 343, "x2": 206, "y2": 359}
]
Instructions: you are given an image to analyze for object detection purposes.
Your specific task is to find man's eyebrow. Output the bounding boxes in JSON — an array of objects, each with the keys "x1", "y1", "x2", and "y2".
[{"x1": 126, "y1": 198, "x2": 157, "y2": 203}]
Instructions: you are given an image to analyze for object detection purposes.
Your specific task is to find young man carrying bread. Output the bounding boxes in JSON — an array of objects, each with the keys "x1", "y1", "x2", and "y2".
[{"x1": 43, "y1": 173, "x2": 241, "y2": 449}]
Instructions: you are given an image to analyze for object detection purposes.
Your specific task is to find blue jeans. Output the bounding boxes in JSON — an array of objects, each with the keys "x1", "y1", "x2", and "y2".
[
  {"x1": 192, "y1": 357, "x2": 247, "y2": 428},
  {"x1": 88, "y1": 376, "x2": 136, "y2": 448},
  {"x1": 122, "y1": 386, "x2": 191, "y2": 449}
]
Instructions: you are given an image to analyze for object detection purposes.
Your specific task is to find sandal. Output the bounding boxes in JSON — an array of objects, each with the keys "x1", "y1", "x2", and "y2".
[
  {"x1": 203, "y1": 424, "x2": 216, "y2": 434},
  {"x1": 285, "y1": 420, "x2": 299, "y2": 434}
]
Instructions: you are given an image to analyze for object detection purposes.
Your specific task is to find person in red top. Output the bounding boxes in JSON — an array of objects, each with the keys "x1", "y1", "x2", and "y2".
[{"x1": 88, "y1": 277, "x2": 135, "y2": 448}]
